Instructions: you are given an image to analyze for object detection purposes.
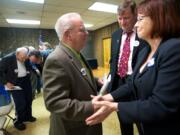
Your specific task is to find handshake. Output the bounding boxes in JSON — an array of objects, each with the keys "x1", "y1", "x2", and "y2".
[{"x1": 85, "y1": 76, "x2": 118, "y2": 126}]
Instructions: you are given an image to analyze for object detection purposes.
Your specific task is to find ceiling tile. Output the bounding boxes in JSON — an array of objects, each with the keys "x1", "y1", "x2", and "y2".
[{"x1": 0, "y1": 0, "x2": 140, "y2": 30}]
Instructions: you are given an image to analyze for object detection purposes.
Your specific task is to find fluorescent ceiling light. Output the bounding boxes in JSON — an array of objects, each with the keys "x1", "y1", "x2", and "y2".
[
  {"x1": 19, "y1": 0, "x2": 44, "y2": 4},
  {"x1": 88, "y1": 2, "x2": 118, "y2": 14},
  {"x1": 6, "y1": 19, "x2": 40, "y2": 25},
  {"x1": 84, "y1": 24, "x2": 93, "y2": 28}
]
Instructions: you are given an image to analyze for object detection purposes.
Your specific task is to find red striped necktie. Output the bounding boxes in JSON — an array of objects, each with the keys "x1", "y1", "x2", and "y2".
[{"x1": 117, "y1": 32, "x2": 133, "y2": 78}]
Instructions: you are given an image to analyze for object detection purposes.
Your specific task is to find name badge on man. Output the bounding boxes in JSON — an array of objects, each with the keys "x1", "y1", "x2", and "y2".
[
  {"x1": 134, "y1": 40, "x2": 140, "y2": 47},
  {"x1": 117, "y1": 39, "x2": 119, "y2": 44},
  {"x1": 81, "y1": 68, "x2": 87, "y2": 76},
  {"x1": 14, "y1": 69, "x2": 18, "y2": 73}
]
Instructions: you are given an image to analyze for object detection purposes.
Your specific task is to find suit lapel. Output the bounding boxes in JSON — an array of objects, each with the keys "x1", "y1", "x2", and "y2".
[
  {"x1": 114, "y1": 30, "x2": 123, "y2": 65},
  {"x1": 132, "y1": 35, "x2": 139, "y2": 61},
  {"x1": 12, "y1": 53, "x2": 18, "y2": 73},
  {"x1": 114, "y1": 37, "x2": 121, "y2": 56},
  {"x1": 132, "y1": 35, "x2": 145, "y2": 62},
  {"x1": 60, "y1": 45, "x2": 97, "y2": 92},
  {"x1": 114, "y1": 31, "x2": 122, "y2": 56},
  {"x1": 80, "y1": 54, "x2": 97, "y2": 88},
  {"x1": 137, "y1": 43, "x2": 160, "y2": 77},
  {"x1": 133, "y1": 46, "x2": 150, "y2": 78}
]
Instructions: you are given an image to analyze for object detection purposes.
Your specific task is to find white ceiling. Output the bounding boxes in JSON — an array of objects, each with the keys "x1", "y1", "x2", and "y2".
[{"x1": 0, "y1": 0, "x2": 122, "y2": 31}]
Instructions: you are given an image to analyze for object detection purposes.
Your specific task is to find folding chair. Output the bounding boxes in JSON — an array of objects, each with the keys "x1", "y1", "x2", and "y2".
[{"x1": 0, "y1": 85, "x2": 14, "y2": 135}]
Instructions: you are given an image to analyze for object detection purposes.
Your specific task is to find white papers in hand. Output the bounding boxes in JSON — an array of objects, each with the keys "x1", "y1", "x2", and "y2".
[
  {"x1": 5, "y1": 85, "x2": 22, "y2": 91},
  {"x1": 99, "y1": 75, "x2": 111, "y2": 96}
]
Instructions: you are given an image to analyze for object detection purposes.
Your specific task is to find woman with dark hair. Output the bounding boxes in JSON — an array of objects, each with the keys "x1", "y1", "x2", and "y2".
[{"x1": 86, "y1": 0, "x2": 180, "y2": 134}]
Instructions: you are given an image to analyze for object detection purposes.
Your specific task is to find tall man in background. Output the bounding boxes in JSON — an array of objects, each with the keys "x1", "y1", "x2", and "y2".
[
  {"x1": 108, "y1": 1, "x2": 146, "y2": 135},
  {"x1": 43, "y1": 12, "x2": 102, "y2": 135}
]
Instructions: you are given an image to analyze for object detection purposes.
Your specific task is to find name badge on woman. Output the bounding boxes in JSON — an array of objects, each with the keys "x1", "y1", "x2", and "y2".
[{"x1": 147, "y1": 58, "x2": 155, "y2": 67}]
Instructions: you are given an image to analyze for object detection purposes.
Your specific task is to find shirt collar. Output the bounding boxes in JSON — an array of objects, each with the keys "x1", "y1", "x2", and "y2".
[
  {"x1": 61, "y1": 41, "x2": 81, "y2": 58},
  {"x1": 123, "y1": 28, "x2": 135, "y2": 35}
]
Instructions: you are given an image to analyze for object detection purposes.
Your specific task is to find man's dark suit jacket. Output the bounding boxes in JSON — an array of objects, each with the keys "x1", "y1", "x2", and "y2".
[
  {"x1": 108, "y1": 29, "x2": 146, "y2": 93},
  {"x1": 111, "y1": 38, "x2": 180, "y2": 135},
  {"x1": 0, "y1": 53, "x2": 31, "y2": 86}
]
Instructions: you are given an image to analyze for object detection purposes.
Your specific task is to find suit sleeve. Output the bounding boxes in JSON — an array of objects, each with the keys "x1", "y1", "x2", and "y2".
[
  {"x1": 117, "y1": 39, "x2": 180, "y2": 123},
  {"x1": 108, "y1": 31, "x2": 120, "y2": 92},
  {"x1": 111, "y1": 79, "x2": 134, "y2": 102},
  {"x1": 43, "y1": 57, "x2": 93, "y2": 121}
]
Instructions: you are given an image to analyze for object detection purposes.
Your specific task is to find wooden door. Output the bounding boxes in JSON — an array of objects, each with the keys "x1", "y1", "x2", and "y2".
[{"x1": 103, "y1": 38, "x2": 111, "y2": 69}]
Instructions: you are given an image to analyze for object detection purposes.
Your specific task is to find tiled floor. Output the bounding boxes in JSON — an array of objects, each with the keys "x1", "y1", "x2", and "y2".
[{"x1": 5, "y1": 67, "x2": 139, "y2": 135}]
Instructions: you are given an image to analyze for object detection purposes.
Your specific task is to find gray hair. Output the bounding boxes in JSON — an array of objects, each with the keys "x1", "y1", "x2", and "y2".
[
  {"x1": 55, "y1": 12, "x2": 82, "y2": 41},
  {"x1": 42, "y1": 42, "x2": 52, "y2": 49},
  {"x1": 117, "y1": 0, "x2": 136, "y2": 15},
  {"x1": 28, "y1": 46, "x2": 36, "y2": 52},
  {"x1": 16, "y1": 47, "x2": 29, "y2": 55}
]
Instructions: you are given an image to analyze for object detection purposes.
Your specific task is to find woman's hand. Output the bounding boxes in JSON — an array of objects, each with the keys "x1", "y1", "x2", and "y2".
[{"x1": 87, "y1": 100, "x2": 118, "y2": 125}]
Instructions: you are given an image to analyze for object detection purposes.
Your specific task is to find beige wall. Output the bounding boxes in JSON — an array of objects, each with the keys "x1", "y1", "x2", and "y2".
[{"x1": 93, "y1": 22, "x2": 119, "y2": 67}]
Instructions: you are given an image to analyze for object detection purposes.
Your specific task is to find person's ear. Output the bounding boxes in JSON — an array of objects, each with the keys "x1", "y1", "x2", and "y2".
[
  {"x1": 16, "y1": 52, "x2": 20, "y2": 58},
  {"x1": 64, "y1": 30, "x2": 71, "y2": 40}
]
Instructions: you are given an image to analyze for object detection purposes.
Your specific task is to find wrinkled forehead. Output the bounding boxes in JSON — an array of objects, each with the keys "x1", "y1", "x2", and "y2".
[
  {"x1": 17, "y1": 51, "x2": 27, "y2": 57},
  {"x1": 71, "y1": 18, "x2": 84, "y2": 29}
]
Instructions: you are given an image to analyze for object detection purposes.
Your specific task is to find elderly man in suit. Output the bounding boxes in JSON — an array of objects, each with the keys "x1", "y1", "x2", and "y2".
[
  {"x1": 0, "y1": 47, "x2": 36, "y2": 130},
  {"x1": 108, "y1": 1, "x2": 146, "y2": 135},
  {"x1": 43, "y1": 12, "x2": 102, "y2": 135}
]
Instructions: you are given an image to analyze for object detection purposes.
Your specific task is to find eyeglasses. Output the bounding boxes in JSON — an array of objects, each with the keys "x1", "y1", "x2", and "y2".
[
  {"x1": 67, "y1": 27, "x2": 88, "y2": 33},
  {"x1": 79, "y1": 27, "x2": 88, "y2": 33},
  {"x1": 137, "y1": 16, "x2": 148, "y2": 22}
]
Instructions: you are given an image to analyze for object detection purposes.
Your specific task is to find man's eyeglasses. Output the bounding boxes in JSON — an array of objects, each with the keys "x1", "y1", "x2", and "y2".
[
  {"x1": 79, "y1": 28, "x2": 88, "y2": 33},
  {"x1": 67, "y1": 27, "x2": 88, "y2": 33}
]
